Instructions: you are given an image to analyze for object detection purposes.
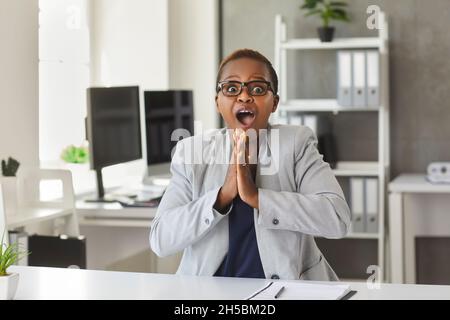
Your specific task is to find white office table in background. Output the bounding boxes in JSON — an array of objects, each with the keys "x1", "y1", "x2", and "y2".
[
  {"x1": 389, "y1": 174, "x2": 450, "y2": 284},
  {"x1": 76, "y1": 200, "x2": 156, "y2": 228},
  {"x1": 74, "y1": 195, "x2": 168, "y2": 273},
  {"x1": 9, "y1": 265, "x2": 450, "y2": 300},
  {"x1": 75, "y1": 182, "x2": 163, "y2": 227}
]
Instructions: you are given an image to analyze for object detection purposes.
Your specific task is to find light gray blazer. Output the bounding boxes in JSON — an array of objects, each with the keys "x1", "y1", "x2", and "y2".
[{"x1": 150, "y1": 124, "x2": 351, "y2": 281}]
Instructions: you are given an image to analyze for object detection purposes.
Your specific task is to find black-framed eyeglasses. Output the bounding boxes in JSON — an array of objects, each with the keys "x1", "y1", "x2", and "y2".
[{"x1": 216, "y1": 80, "x2": 274, "y2": 97}]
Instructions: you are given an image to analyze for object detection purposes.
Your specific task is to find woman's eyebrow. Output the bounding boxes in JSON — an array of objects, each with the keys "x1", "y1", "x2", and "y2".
[
  {"x1": 249, "y1": 75, "x2": 267, "y2": 80},
  {"x1": 222, "y1": 75, "x2": 240, "y2": 81},
  {"x1": 222, "y1": 74, "x2": 267, "y2": 81}
]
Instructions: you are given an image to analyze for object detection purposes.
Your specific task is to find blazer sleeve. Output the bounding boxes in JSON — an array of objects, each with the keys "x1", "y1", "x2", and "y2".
[
  {"x1": 149, "y1": 139, "x2": 231, "y2": 257},
  {"x1": 257, "y1": 127, "x2": 351, "y2": 238}
]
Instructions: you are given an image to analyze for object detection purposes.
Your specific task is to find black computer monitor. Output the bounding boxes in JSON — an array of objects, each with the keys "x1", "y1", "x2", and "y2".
[
  {"x1": 144, "y1": 90, "x2": 194, "y2": 177},
  {"x1": 86, "y1": 86, "x2": 142, "y2": 201}
]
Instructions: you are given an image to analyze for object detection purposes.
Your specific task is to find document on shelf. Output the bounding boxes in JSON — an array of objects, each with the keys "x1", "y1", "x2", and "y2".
[
  {"x1": 246, "y1": 281, "x2": 352, "y2": 300},
  {"x1": 337, "y1": 50, "x2": 352, "y2": 107},
  {"x1": 352, "y1": 51, "x2": 367, "y2": 107}
]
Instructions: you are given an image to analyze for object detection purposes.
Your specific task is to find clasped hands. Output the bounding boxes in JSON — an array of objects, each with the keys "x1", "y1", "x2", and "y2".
[{"x1": 215, "y1": 129, "x2": 259, "y2": 212}]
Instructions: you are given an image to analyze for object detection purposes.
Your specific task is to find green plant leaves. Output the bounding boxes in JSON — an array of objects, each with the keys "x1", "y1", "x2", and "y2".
[
  {"x1": 300, "y1": 0, "x2": 350, "y2": 25},
  {"x1": 0, "y1": 231, "x2": 30, "y2": 276},
  {"x1": 304, "y1": 8, "x2": 323, "y2": 17},
  {"x1": 330, "y1": 1, "x2": 348, "y2": 7},
  {"x1": 61, "y1": 145, "x2": 89, "y2": 164},
  {"x1": 330, "y1": 8, "x2": 350, "y2": 21},
  {"x1": 301, "y1": 0, "x2": 321, "y2": 9},
  {"x1": 1, "y1": 157, "x2": 20, "y2": 177}
]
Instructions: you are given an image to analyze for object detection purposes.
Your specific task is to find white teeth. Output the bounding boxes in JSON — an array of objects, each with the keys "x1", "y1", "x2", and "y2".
[{"x1": 237, "y1": 110, "x2": 254, "y2": 115}]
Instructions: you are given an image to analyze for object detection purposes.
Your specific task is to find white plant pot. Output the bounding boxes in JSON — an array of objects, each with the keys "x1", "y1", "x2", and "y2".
[
  {"x1": 0, "y1": 273, "x2": 19, "y2": 300},
  {"x1": 0, "y1": 177, "x2": 19, "y2": 217}
]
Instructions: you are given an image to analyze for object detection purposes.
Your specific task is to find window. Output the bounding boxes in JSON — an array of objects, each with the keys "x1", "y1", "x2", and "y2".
[{"x1": 39, "y1": 0, "x2": 90, "y2": 163}]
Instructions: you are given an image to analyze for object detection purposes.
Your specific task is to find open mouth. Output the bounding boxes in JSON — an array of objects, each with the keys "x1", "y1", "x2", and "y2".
[{"x1": 235, "y1": 109, "x2": 256, "y2": 127}]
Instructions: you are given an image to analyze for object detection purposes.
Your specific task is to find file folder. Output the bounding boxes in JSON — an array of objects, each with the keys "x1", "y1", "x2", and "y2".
[
  {"x1": 365, "y1": 178, "x2": 378, "y2": 233},
  {"x1": 350, "y1": 177, "x2": 364, "y2": 233},
  {"x1": 352, "y1": 51, "x2": 367, "y2": 107},
  {"x1": 288, "y1": 113, "x2": 303, "y2": 126},
  {"x1": 303, "y1": 115, "x2": 317, "y2": 133},
  {"x1": 366, "y1": 50, "x2": 380, "y2": 107},
  {"x1": 337, "y1": 51, "x2": 352, "y2": 107}
]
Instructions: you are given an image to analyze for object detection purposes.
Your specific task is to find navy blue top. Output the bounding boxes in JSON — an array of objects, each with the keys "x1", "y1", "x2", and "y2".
[{"x1": 214, "y1": 196, "x2": 265, "y2": 278}]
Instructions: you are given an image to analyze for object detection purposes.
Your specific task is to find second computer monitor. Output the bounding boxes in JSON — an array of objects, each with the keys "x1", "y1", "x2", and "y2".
[{"x1": 144, "y1": 90, "x2": 194, "y2": 175}]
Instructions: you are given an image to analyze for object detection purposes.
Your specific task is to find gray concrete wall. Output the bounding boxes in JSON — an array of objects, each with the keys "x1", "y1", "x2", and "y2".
[{"x1": 221, "y1": 0, "x2": 450, "y2": 177}]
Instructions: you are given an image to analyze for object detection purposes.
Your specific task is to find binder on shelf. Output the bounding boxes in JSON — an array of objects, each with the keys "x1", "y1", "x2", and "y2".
[
  {"x1": 350, "y1": 177, "x2": 364, "y2": 233},
  {"x1": 288, "y1": 113, "x2": 304, "y2": 126},
  {"x1": 366, "y1": 50, "x2": 380, "y2": 107},
  {"x1": 352, "y1": 51, "x2": 367, "y2": 107},
  {"x1": 365, "y1": 178, "x2": 379, "y2": 233},
  {"x1": 337, "y1": 50, "x2": 353, "y2": 107},
  {"x1": 277, "y1": 111, "x2": 290, "y2": 125},
  {"x1": 303, "y1": 115, "x2": 317, "y2": 133},
  {"x1": 278, "y1": 116, "x2": 290, "y2": 125}
]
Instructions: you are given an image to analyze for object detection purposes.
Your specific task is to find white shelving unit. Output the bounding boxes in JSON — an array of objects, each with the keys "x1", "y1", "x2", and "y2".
[{"x1": 274, "y1": 13, "x2": 390, "y2": 281}]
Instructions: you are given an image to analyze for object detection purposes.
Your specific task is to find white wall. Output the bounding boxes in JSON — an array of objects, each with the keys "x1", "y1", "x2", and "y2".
[
  {"x1": 39, "y1": 0, "x2": 91, "y2": 163},
  {"x1": 0, "y1": 0, "x2": 39, "y2": 169},
  {"x1": 88, "y1": 0, "x2": 170, "y2": 188},
  {"x1": 169, "y1": 0, "x2": 220, "y2": 130},
  {"x1": 0, "y1": 0, "x2": 55, "y2": 235},
  {"x1": 91, "y1": 0, "x2": 169, "y2": 89}
]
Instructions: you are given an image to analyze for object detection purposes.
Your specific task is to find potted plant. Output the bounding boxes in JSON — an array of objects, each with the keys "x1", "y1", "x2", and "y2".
[
  {"x1": 300, "y1": 0, "x2": 350, "y2": 42},
  {"x1": 60, "y1": 144, "x2": 89, "y2": 164},
  {"x1": 1, "y1": 157, "x2": 20, "y2": 217},
  {"x1": 0, "y1": 231, "x2": 30, "y2": 300},
  {"x1": 58, "y1": 144, "x2": 90, "y2": 192}
]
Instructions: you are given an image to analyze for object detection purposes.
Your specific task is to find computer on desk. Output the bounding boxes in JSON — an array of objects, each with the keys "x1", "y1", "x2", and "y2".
[
  {"x1": 85, "y1": 85, "x2": 143, "y2": 203},
  {"x1": 143, "y1": 90, "x2": 194, "y2": 187}
]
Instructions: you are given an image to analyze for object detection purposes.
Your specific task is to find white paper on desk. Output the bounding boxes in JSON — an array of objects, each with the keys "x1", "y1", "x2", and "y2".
[{"x1": 247, "y1": 281, "x2": 351, "y2": 300}]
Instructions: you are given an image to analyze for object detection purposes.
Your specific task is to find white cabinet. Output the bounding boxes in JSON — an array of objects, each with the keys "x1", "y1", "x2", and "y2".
[{"x1": 274, "y1": 13, "x2": 390, "y2": 281}]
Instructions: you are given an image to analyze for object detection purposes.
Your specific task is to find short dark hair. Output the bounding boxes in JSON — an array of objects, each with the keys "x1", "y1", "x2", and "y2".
[{"x1": 216, "y1": 48, "x2": 278, "y2": 95}]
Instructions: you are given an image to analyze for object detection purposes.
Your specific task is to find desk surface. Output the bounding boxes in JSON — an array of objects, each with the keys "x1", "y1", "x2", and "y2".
[
  {"x1": 7, "y1": 207, "x2": 74, "y2": 229},
  {"x1": 76, "y1": 200, "x2": 156, "y2": 227},
  {"x1": 389, "y1": 174, "x2": 450, "y2": 193},
  {"x1": 10, "y1": 266, "x2": 450, "y2": 300}
]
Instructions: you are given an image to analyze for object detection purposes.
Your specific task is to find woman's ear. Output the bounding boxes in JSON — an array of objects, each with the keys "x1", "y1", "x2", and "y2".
[
  {"x1": 272, "y1": 95, "x2": 279, "y2": 113},
  {"x1": 215, "y1": 95, "x2": 221, "y2": 114}
]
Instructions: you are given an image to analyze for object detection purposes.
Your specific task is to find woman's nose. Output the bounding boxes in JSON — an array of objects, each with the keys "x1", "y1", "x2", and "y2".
[{"x1": 237, "y1": 88, "x2": 254, "y2": 103}]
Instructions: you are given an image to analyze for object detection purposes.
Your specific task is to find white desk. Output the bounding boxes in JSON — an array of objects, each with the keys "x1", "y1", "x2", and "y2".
[
  {"x1": 76, "y1": 200, "x2": 156, "y2": 228},
  {"x1": 75, "y1": 199, "x2": 174, "y2": 273},
  {"x1": 10, "y1": 265, "x2": 450, "y2": 300},
  {"x1": 75, "y1": 183, "x2": 162, "y2": 227},
  {"x1": 7, "y1": 207, "x2": 75, "y2": 230},
  {"x1": 389, "y1": 174, "x2": 450, "y2": 284}
]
